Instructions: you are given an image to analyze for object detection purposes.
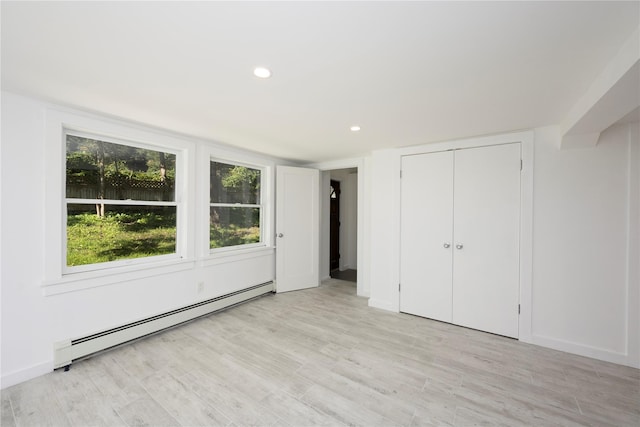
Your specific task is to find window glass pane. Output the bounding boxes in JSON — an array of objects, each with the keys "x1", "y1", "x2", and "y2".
[
  {"x1": 67, "y1": 204, "x2": 177, "y2": 266},
  {"x1": 210, "y1": 161, "x2": 260, "y2": 204},
  {"x1": 210, "y1": 206, "x2": 260, "y2": 249},
  {"x1": 66, "y1": 135, "x2": 176, "y2": 202}
]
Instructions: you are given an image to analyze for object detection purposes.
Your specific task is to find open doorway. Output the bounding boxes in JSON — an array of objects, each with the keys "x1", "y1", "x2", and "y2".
[
  {"x1": 312, "y1": 157, "x2": 366, "y2": 297},
  {"x1": 323, "y1": 168, "x2": 358, "y2": 283}
]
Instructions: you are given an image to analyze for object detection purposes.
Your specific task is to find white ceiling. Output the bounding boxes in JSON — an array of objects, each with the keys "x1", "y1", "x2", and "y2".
[{"x1": 2, "y1": 1, "x2": 638, "y2": 162}]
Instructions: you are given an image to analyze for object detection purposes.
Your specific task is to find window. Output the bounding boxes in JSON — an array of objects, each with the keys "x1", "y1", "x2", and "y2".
[
  {"x1": 210, "y1": 160, "x2": 263, "y2": 250},
  {"x1": 65, "y1": 132, "x2": 179, "y2": 270}
]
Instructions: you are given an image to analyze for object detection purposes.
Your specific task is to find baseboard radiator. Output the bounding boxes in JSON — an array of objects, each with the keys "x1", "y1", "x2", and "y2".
[{"x1": 53, "y1": 281, "x2": 274, "y2": 369}]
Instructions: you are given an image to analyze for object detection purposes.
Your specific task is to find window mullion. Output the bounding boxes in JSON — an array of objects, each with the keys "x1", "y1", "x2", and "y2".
[
  {"x1": 66, "y1": 198, "x2": 178, "y2": 207},
  {"x1": 209, "y1": 203, "x2": 261, "y2": 208}
]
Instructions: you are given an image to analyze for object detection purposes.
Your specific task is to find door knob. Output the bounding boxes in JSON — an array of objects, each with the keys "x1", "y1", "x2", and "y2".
[
  {"x1": 443, "y1": 243, "x2": 450, "y2": 248},
  {"x1": 277, "y1": 233, "x2": 284, "y2": 238},
  {"x1": 456, "y1": 244, "x2": 463, "y2": 250}
]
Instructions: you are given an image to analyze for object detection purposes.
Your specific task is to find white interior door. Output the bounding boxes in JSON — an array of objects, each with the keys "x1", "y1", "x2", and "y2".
[
  {"x1": 275, "y1": 166, "x2": 320, "y2": 293},
  {"x1": 400, "y1": 151, "x2": 454, "y2": 322},
  {"x1": 452, "y1": 143, "x2": 521, "y2": 338}
]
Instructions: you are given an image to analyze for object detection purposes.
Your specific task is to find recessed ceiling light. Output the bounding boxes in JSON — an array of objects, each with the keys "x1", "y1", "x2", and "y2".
[
  {"x1": 253, "y1": 67, "x2": 271, "y2": 79},
  {"x1": 350, "y1": 125, "x2": 361, "y2": 132}
]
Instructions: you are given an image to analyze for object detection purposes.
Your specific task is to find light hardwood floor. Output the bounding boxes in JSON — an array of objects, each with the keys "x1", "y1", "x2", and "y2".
[{"x1": 2, "y1": 279, "x2": 639, "y2": 426}]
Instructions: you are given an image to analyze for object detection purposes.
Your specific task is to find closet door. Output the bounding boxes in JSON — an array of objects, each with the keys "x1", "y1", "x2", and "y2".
[
  {"x1": 452, "y1": 143, "x2": 521, "y2": 338},
  {"x1": 400, "y1": 151, "x2": 454, "y2": 322}
]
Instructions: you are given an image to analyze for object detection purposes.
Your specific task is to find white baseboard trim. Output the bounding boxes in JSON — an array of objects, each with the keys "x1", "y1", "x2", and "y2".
[
  {"x1": 368, "y1": 298, "x2": 397, "y2": 312},
  {"x1": 531, "y1": 334, "x2": 639, "y2": 369},
  {"x1": 320, "y1": 275, "x2": 331, "y2": 282},
  {"x1": 1, "y1": 360, "x2": 52, "y2": 389}
]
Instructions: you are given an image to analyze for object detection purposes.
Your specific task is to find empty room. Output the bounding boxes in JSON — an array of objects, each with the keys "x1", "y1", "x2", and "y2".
[{"x1": 1, "y1": 1, "x2": 639, "y2": 426}]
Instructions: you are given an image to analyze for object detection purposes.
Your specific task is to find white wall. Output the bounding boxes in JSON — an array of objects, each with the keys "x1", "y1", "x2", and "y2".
[
  {"x1": 531, "y1": 123, "x2": 639, "y2": 366},
  {"x1": 368, "y1": 149, "x2": 401, "y2": 312},
  {"x1": 0, "y1": 93, "x2": 279, "y2": 388},
  {"x1": 633, "y1": 122, "x2": 640, "y2": 365},
  {"x1": 360, "y1": 156, "x2": 373, "y2": 298},
  {"x1": 343, "y1": 172, "x2": 358, "y2": 270},
  {"x1": 367, "y1": 125, "x2": 640, "y2": 368}
]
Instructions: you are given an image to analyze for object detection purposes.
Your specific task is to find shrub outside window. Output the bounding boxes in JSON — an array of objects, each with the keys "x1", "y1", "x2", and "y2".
[
  {"x1": 65, "y1": 132, "x2": 179, "y2": 270},
  {"x1": 210, "y1": 160, "x2": 263, "y2": 250}
]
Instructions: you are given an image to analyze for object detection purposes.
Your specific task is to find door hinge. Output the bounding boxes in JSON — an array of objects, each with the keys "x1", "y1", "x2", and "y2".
[
  {"x1": 518, "y1": 304, "x2": 521, "y2": 314},
  {"x1": 398, "y1": 283, "x2": 401, "y2": 291},
  {"x1": 520, "y1": 159, "x2": 523, "y2": 171},
  {"x1": 400, "y1": 170, "x2": 402, "y2": 179}
]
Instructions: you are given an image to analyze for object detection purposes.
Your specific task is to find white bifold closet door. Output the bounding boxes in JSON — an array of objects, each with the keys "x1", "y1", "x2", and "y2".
[
  {"x1": 452, "y1": 144, "x2": 520, "y2": 338},
  {"x1": 400, "y1": 151, "x2": 454, "y2": 323},
  {"x1": 400, "y1": 143, "x2": 521, "y2": 338}
]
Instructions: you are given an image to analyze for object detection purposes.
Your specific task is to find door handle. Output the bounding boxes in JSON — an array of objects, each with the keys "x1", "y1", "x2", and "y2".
[
  {"x1": 277, "y1": 233, "x2": 284, "y2": 238},
  {"x1": 443, "y1": 243, "x2": 450, "y2": 249},
  {"x1": 456, "y1": 244, "x2": 463, "y2": 250}
]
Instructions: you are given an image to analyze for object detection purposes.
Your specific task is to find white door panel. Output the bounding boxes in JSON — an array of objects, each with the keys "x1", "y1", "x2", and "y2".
[
  {"x1": 452, "y1": 143, "x2": 521, "y2": 338},
  {"x1": 275, "y1": 166, "x2": 319, "y2": 293},
  {"x1": 400, "y1": 151, "x2": 454, "y2": 322}
]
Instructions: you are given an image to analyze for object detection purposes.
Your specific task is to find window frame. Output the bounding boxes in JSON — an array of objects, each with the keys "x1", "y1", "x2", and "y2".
[
  {"x1": 208, "y1": 157, "x2": 266, "y2": 254},
  {"x1": 44, "y1": 109, "x2": 196, "y2": 290},
  {"x1": 62, "y1": 129, "x2": 184, "y2": 274}
]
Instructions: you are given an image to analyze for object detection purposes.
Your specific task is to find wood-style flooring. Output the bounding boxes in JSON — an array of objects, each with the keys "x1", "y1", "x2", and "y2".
[{"x1": 2, "y1": 279, "x2": 639, "y2": 426}]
